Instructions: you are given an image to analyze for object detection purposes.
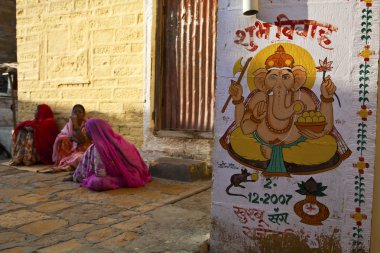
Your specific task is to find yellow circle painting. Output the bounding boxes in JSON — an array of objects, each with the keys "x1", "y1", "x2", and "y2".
[{"x1": 246, "y1": 43, "x2": 316, "y2": 91}]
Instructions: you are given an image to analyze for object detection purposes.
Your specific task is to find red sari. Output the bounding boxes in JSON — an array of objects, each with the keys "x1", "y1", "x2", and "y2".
[{"x1": 12, "y1": 104, "x2": 59, "y2": 165}]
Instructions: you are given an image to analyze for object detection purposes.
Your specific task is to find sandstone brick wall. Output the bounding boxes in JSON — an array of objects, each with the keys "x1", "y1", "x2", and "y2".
[
  {"x1": 16, "y1": 0, "x2": 145, "y2": 146},
  {"x1": 0, "y1": 0, "x2": 16, "y2": 63}
]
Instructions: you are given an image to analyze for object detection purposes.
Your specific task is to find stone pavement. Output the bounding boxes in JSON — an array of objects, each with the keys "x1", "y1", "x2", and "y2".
[{"x1": 0, "y1": 161, "x2": 211, "y2": 253}]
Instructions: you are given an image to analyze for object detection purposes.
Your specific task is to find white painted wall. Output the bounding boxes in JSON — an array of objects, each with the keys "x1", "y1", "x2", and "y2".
[
  {"x1": 211, "y1": 0, "x2": 379, "y2": 252},
  {"x1": 371, "y1": 84, "x2": 380, "y2": 253}
]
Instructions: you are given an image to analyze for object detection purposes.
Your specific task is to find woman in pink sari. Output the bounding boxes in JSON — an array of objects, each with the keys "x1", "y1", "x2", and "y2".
[
  {"x1": 72, "y1": 118, "x2": 152, "y2": 191},
  {"x1": 51, "y1": 104, "x2": 91, "y2": 171}
]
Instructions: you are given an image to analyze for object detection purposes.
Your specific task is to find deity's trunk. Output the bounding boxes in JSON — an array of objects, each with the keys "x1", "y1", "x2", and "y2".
[{"x1": 271, "y1": 86, "x2": 298, "y2": 120}]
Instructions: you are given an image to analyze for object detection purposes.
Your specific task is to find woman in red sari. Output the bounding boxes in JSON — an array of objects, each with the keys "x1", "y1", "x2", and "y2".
[
  {"x1": 10, "y1": 104, "x2": 59, "y2": 166},
  {"x1": 51, "y1": 104, "x2": 91, "y2": 171}
]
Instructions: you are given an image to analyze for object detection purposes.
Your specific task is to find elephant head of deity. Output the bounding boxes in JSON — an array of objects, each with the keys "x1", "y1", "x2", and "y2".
[{"x1": 253, "y1": 45, "x2": 307, "y2": 120}]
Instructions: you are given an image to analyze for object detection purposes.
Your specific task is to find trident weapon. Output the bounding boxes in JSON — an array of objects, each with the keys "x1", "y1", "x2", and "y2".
[{"x1": 221, "y1": 57, "x2": 252, "y2": 113}]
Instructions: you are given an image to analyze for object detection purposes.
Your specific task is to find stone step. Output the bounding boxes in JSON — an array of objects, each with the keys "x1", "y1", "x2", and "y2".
[{"x1": 149, "y1": 157, "x2": 211, "y2": 182}]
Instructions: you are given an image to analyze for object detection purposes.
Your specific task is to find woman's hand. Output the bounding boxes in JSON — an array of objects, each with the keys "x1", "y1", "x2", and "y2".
[{"x1": 69, "y1": 136, "x2": 79, "y2": 143}]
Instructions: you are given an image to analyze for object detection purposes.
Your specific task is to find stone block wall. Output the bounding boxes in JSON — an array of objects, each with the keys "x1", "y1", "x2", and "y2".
[
  {"x1": 16, "y1": 0, "x2": 145, "y2": 146},
  {"x1": 0, "y1": 0, "x2": 16, "y2": 63}
]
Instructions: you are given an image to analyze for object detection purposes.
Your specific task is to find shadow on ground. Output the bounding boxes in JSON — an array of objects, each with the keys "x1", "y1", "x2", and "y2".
[{"x1": 0, "y1": 161, "x2": 211, "y2": 253}]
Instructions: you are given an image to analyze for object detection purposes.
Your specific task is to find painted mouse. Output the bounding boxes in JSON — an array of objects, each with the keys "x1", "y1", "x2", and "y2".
[{"x1": 225, "y1": 168, "x2": 258, "y2": 199}]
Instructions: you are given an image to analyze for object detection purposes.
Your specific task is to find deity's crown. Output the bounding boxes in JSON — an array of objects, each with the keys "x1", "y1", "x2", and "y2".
[{"x1": 265, "y1": 45, "x2": 294, "y2": 70}]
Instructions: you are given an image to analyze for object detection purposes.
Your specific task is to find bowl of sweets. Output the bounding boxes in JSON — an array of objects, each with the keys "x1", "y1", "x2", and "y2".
[{"x1": 295, "y1": 110, "x2": 326, "y2": 133}]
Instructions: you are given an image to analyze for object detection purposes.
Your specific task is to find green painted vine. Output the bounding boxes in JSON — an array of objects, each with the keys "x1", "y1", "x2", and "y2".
[{"x1": 351, "y1": 1, "x2": 374, "y2": 252}]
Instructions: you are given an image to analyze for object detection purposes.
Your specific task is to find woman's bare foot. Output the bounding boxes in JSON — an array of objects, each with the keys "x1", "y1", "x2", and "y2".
[
  {"x1": 61, "y1": 165, "x2": 73, "y2": 172},
  {"x1": 23, "y1": 161, "x2": 35, "y2": 166},
  {"x1": 9, "y1": 160, "x2": 21, "y2": 166},
  {"x1": 37, "y1": 167, "x2": 56, "y2": 173},
  {"x1": 260, "y1": 145, "x2": 272, "y2": 159},
  {"x1": 62, "y1": 175, "x2": 73, "y2": 182}
]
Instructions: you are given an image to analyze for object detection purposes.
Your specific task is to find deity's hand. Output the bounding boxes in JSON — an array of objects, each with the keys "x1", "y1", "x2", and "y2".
[
  {"x1": 320, "y1": 75, "x2": 336, "y2": 99},
  {"x1": 299, "y1": 129, "x2": 326, "y2": 140},
  {"x1": 229, "y1": 80, "x2": 243, "y2": 102},
  {"x1": 253, "y1": 100, "x2": 267, "y2": 119}
]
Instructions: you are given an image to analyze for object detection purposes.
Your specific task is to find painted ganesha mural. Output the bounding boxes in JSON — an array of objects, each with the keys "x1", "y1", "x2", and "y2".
[
  {"x1": 220, "y1": 43, "x2": 351, "y2": 177},
  {"x1": 212, "y1": 1, "x2": 379, "y2": 252}
]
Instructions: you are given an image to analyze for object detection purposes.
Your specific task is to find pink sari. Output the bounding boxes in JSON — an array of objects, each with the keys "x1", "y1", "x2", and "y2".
[
  {"x1": 73, "y1": 118, "x2": 152, "y2": 191},
  {"x1": 52, "y1": 119, "x2": 91, "y2": 169}
]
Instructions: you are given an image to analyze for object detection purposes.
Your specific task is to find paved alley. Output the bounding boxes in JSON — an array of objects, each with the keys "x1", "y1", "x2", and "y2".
[{"x1": 0, "y1": 161, "x2": 211, "y2": 253}]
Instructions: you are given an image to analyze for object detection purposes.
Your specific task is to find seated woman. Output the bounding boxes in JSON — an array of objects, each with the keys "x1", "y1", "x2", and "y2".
[
  {"x1": 51, "y1": 104, "x2": 91, "y2": 172},
  {"x1": 72, "y1": 118, "x2": 152, "y2": 191},
  {"x1": 10, "y1": 104, "x2": 59, "y2": 166}
]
